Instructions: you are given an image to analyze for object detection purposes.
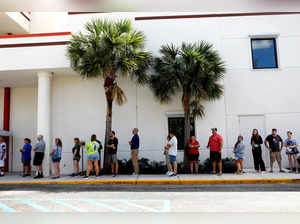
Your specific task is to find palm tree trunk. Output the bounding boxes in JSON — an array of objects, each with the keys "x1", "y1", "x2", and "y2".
[
  {"x1": 183, "y1": 92, "x2": 191, "y2": 172},
  {"x1": 103, "y1": 79, "x2": 114, "y2": 173}
]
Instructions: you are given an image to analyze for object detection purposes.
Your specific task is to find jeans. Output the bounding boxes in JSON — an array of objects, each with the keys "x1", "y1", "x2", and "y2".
[
  {"x1": 252, "y1": 147, "x2": 266, "y2": 171},
  {"x1": 131, "y1": 149, "x2": 139, "y2": 174}
]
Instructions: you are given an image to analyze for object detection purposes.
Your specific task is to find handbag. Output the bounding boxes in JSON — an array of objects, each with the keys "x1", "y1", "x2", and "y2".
[{"x1": 292, "y1": 147, "x2": 299, "y2": 154}]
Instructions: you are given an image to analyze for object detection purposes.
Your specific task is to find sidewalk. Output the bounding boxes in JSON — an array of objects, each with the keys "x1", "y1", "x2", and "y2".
[{"x1": 0, "y1": 169, "x2": 300, "y2": 185}]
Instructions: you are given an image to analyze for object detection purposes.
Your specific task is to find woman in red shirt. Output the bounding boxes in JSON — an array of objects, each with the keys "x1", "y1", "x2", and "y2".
[{"x1": 188, "y1": 136, "x2": 200, "y2": 174}]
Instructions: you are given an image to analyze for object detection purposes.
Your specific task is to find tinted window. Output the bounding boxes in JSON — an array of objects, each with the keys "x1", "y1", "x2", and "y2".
[
  {"x1": 251, "y1": 38, "x2": 278, "y2": 69},
  {"x1": 168, "y1": 117, "x2": 195, "y2": 150}
]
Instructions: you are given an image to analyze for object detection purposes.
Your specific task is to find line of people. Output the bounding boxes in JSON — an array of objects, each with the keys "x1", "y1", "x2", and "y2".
[
  {"x1": 0, "y1": 127, "x2": 299, "y2": 178},
  {"x1": 1, "y1": 128, "x2": 140, "y2": 179},
  {"x1": 163, "y1": 128, "x2": 299, "y2": 176}
]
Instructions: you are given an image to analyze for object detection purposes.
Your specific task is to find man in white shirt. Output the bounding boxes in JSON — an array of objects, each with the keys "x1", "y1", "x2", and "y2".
[
  {"x1": 0, "y1": 137, "x2": 7, "y2": 177},
  {"x1": 165, "y1": 132, "x2": 178, "y2": 176}
]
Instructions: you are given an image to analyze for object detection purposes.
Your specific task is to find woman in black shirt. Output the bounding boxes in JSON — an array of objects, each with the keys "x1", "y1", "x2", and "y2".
[
  {"x1": 71, "y1": 138, "x2": 81, "y2": 176},
  {"x1": 251, "y1": 129, "x2": 266, "y2": 172}
]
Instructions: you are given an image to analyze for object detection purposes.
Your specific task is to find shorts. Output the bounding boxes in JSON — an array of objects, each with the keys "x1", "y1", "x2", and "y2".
[
  {"x1": 188, "y1": 154, "x2": 199, "y2": 161},
  {"x1": 87, "y1": 153, "x2": 99, "y2": 161},
  {"x1": 210, "y1": 151, "x2": 222, "y2": 162},
  {"x1": 33, "y1": 152, "x2": 44, "y2": 166},
  {"x1": 52, "y1": 158, "x2": 61, "y2": 163},
  {"x1": 286, "y1": 149, "x2": 299, "y2": 155},
  {"x1": 108, "y1": 154, "x2": 117, "y2": 163},
  {"x1": 0, "y1": 159, "x2": 4, "y2": 168},
  {"x1": 73, "y1": 156, "x2": 81, "y2": 161},
  {"x1": 235, "y1": 153, "x2": 244, "y2": 160},
  {"x1": 22, "y1": 158, "x2": 31, "y2": 166},
  {"x1": 270, "y1": 151, "x2": 282, "y2": 163},
  {"x1": 169, "y1": 155, "x2": 177, "y2": 162}
]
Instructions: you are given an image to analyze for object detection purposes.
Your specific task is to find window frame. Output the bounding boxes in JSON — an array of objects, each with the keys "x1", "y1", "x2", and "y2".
[
  {"x1": 167, "y1": 116, "x2": 195, "y2": 151},
  {"x1": 250, "y1": 38, "x2": 279, "y2": 70}
]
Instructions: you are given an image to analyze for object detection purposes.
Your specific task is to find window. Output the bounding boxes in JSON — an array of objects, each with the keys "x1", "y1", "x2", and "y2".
[
  {"x1": 251, "y1": 38, "x2": 278, "y2": 69},
  {"x1": 168, "y1": 117, "x2": 195, "y2": 150}
]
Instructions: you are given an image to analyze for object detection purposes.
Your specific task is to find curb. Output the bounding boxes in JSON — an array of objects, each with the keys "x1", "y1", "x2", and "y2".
[{"x1": 0, "y1": 178, "x2": 300, "y2": 185}]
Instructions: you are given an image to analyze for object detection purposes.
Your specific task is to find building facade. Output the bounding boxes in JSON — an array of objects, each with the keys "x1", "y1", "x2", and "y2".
[{"x1": 0, "y1": 12, "x2": 300, "y2": 175}]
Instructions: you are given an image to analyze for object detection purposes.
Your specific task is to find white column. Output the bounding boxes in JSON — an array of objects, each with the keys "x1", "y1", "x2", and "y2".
[{"x1": 37, "y1": 71, "x2": 52, "y2": 177}]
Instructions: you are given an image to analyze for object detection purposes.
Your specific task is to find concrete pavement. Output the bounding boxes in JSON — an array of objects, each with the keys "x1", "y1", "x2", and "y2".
[
  {"x1": 0, "y1": 169, "x2": 300, "y2": 185},
  {"x1": 1, "y1": 191, "x2": 300, "y2": 212}
]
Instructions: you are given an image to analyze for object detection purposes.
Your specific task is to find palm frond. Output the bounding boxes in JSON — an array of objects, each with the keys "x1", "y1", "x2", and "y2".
[
  {"x1": 112, "y1": 84, "x2": 127, "y2": 105},
  {"x1": 149, "y1": 40, "x2": 226, "y2": 113},
  {"x1": 190, "y1": 100, "x2": 205, "y2": 118}
]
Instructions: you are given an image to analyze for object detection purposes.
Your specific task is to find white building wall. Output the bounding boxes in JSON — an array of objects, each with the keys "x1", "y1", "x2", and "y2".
[
  {"x1": 3, "y1": 13, "x2": 300, "y2": 172},
  {"x1": 9, "y1": 87, "x2": 37, "y2": 172}
]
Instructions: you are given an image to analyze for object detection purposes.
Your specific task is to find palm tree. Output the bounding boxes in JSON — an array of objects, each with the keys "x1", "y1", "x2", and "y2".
[
  {"x1": 67, "y1": 19, "x2": 152, "y2": 171},
  {"x1": 149, "y1": 41, "x2": 226, "y2": 168}
]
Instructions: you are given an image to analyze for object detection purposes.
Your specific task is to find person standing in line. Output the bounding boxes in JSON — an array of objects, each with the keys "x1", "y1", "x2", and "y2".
[
  {"x1": 165, "y1": 132, "x2": 178, "y2": 177},
  {"x1": 106, "y1": 131, "x2": 119, "y2": 177},
  {"x1": 164, "y1": 135, "x2": 173, "y2": 176},
  {"x1": 188, "y1": 136, "x2": 200, "y2": 174},
  {"x1": 71, "y1": 138, "x2": 81, "y2": 177},
  {"x1": 96, "y1": 138, "x2": 103, "y2": 174},
  {"x1": 50, "y1": 138, "x2": 62, "y2": 179},
  {"x1": 0, "y1": 137, "x2": 7, "y2": 177},
  {"x1": 129, "y1": 128, "x2": 140, "y2": 176},
  {"x1": 251, "y1": 129, "x2": 266, "y2": 173},
  {"x1": 20, "y1": 138, "x2": 32, "y2": 177},
  {"x1": 33, "y1": 135, "x2": 46, "y2": 179},
  {"x1": 84, "y1": 134, "x2": 100, "y2": 179},
  {"x1": 284, "y1": 131, "x2": 299, "y2": 173},
  {"x1": 233, "y1": 136, "x2": 245, "y2": 175},
  {"x1": 264, "y1": 129, "x2": 284, "y2": 173},
  {"x1": 207, "y1": 128, "x2": 224, "y2": 176}
]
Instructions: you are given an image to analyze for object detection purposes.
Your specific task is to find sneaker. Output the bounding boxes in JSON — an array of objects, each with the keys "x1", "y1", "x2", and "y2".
[
  {"x1": 288, "y1": 170, "x2": 294, "y2": 173},
  {"x1": 261, "y1": 171, "x2": 268, "y2": 174},
  {"x1": 83, "y1": 176, "x2": 89, "y2": 179},
  {"x1": 112, "y1": 174, "x2": 116, "y2": 177},
  {"x1": 51, "y1": 176, "x2": 60, "y2": 179},
  {"x1": 33, "y1": 175, "x2": 40, "y2": 179},
  {"x1": 269, "y1": 170, "x2": 273, "y2": 173},
  {"x1": 280, "y1": 170, "x2": 285, "y2": 173},
  {"x1": 131, "y1": 173, "x2": 137, "y2": 176},
  {"x1": 217, "y1": 172, "x2": 223, "y2": 176},
  {"x1": 168, "y1": 172, "x2": 174, "y2": 176},
  {"x1": 255, "y1": 170, "x2": 260, "y2": 173},
  {"x1": 170, "y1": 173, "x2": 177, "y2": 177},
  {"x1": 0, "y1": 174, "x2": 5, "y2": 177},
  {"x1": 166, "y1": 171, "x2": 171, "y2": 175}
]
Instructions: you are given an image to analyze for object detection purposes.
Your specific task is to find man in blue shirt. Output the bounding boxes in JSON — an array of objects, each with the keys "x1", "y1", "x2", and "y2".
[
  {"x1": 129, "y1": 128, "x2": 140, "y2": 175},
  {"x1": 20, "y1": 138, "x2": 32, "y2": 177}
]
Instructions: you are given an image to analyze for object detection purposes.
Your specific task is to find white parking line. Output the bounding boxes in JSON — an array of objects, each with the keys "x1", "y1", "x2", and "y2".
[
  {"x1": 0, "y1": 202, "x2": 15, "y2": 212},
  {"x1": 0, "y1": 198, "x2": 171, "y2": 212},
  {"x1": 78, "y1": 199, "x2": 126, "y2": 212},
  {"x1": 50, "y1": 199, "x2": 87, "y2": 212},
  {"x1": 119, "y1": 200, "x2": 159, "y2": 212},
  {"x1": 20, "y1": 199, "x2": 50, "y2": 212}
]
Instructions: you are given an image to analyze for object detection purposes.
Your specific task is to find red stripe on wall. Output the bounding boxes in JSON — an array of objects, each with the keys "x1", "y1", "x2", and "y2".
[
  {"x1": 68, "y1": 12, "x2": 105, "y2": 15},
  {"x1": 3, "y1": 88, "x2": 10, "y2": 132},
  {"x1": 135, "y1": 11, "x2": 300, "y2": 21},
  {"x1": 0, "y1": 32, "x2": 71, "y2": 39},
  {"x1": 3, "y1": 88, "x2": 10, "y2": 172},
  {"x1": 0, "y1": 41, "x2": 70, "y2": 48}
]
